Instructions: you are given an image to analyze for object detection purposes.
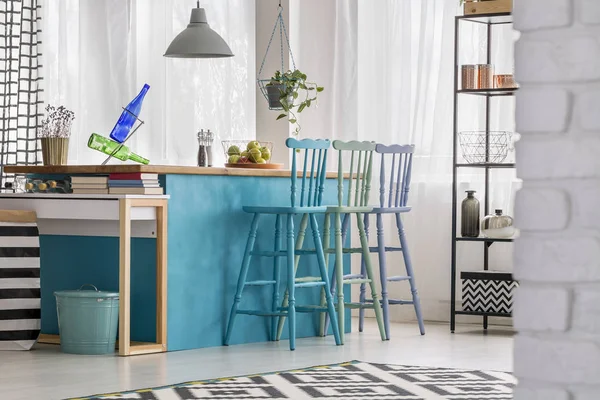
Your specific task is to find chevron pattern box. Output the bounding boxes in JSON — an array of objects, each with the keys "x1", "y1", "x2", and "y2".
[{"x1": 461, "y1": 271, "x2": 518, "y2": 314}]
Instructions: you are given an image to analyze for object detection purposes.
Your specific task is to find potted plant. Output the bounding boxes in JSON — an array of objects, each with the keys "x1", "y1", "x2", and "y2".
[
  {"x1": 265, "y1": 69, "x2": 324, "y2": 136},
  {"x1": 39, "y1": 104, "x2": 74, "y2": 165}
]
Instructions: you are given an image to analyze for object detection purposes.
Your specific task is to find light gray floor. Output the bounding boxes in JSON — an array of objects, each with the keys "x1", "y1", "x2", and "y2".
[{"x1": 0, "y1": 320, "x2": 514, "y2": 400}]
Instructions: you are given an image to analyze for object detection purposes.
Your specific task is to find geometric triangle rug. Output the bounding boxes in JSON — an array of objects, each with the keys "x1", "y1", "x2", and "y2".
[{"x1": 68, "y1": 361, "x2": 516, "y2": 400}]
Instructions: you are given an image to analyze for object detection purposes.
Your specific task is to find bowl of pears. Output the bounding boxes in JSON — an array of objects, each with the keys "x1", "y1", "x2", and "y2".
[{"x1": 222, "y1": 140, "x2": 283, "y2": 169}]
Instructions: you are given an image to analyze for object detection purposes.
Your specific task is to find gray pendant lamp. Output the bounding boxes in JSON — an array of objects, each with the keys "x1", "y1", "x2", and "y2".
[{"x1": 164, "y1": 2, "x2": 234, "y2": 58}]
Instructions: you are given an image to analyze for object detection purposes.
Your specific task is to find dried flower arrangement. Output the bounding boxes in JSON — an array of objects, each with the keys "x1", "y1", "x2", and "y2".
[{"x1": 39, "y1": 105, "x2": 75, "y2": 138}]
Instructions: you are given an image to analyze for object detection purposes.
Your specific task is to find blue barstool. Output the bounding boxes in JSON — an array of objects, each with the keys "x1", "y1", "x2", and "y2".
[{"x1": 224, "y1": 138, "x2": 341, "y2": 351}]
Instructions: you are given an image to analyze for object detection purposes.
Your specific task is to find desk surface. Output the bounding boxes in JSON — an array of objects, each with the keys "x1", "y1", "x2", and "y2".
[
  {"x1": 0, "y1": 193, "x2": 169, "y2": 200},
  {"x1": 4, "y1": 165, "x2": 342, "y2": 178}
]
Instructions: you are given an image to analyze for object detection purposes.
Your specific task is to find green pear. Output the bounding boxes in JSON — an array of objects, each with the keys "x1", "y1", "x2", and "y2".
[
  {"x1": 260, "y1": 147, "x2": 271, "y2": 161},
  {"x1": 247, "y1": 141, "x2": 261, "y2": 151},
  {"x1": 227, "y1": 145, "x2": 241, "y2": 156},
  {"x1": 248, "y1": 148, "x2": 262, "y2": 163}
]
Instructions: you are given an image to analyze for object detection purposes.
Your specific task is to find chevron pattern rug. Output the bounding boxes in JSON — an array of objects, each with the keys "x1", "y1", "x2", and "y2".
[{"x1": 71, "y1": 361, "x2": 516, "y2": 400}]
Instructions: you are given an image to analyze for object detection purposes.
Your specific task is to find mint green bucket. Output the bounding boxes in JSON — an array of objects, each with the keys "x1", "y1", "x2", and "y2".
[{"x1": 54, "y1": 284, "x2": 119, "y2": 355}]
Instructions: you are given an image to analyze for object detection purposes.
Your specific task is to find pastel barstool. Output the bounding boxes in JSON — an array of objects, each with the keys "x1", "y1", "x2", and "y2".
[
  {"x1": 358, "y1": 144, "x2": 425, "y2": 339},
  {"x1": 318, "y1": 140, "x2": 387, "y2": 344},
  {"x1": 224, "y1": 138, "x2": 341, "y2": 351}
]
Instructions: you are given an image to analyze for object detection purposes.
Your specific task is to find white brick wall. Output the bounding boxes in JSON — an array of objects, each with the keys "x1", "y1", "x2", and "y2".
[{"x1": 515, "y1": 0, "x2": 600, "y2": 397}]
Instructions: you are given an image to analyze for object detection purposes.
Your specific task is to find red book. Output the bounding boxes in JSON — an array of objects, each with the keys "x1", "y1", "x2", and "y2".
[{"x1": 109, "y1": 173, "x2": 158, "y2": 180}]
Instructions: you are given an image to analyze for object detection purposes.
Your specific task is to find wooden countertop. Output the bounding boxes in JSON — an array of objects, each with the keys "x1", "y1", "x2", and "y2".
[{"x1": 3, "y1": 165, "x2": 342, "y2": 179}]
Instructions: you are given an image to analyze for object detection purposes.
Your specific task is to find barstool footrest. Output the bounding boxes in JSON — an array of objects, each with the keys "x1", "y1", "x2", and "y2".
[
  {"x1": 343, "y1": 302, "x2": 375, "y2": 310},
  {"x1": 245, "y1": 280, "x2": 277, "y2": 286},
  {"x1": 295, "y1": 305, "x2": 328, "y2": 313},
  {"x1": 295, "y1": 281, "x2": 327, "y2": 288},
  {"x1": 237, "y1": 309, "x2": 287, "y2": 317},
  {"x1": 322, "y1": 246, "x2": 404, "y2": 254},
  {"x1": 295, "y1": 276, "x2": 322, "y2": 283},
  {"x1": 279, "y1": 305, "x2": 328, "y2": 313},
  {"x1": 364, "y1": 299, "x2": 414, "y2": 305},
  {"x1": 250, "y1": 250, "x2": 287, "y2": 257},
  {"x1": 387, "y1": 275, "x2": 412, "y2": 282},
  {"x1": 343, "y1": 278, "x2": 372, "y2": 285}
]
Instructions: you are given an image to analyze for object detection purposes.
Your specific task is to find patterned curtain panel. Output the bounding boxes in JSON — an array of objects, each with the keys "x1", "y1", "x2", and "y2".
[{"x1": 0, "y1": 0, "x2": 42, "y2": 187}]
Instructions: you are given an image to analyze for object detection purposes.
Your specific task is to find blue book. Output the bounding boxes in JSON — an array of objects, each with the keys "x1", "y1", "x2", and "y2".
[{"x1": 108, "y1": 180, "x2": 160, "y2": 187}]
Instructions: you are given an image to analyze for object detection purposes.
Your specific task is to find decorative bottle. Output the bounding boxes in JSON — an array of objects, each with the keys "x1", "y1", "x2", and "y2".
[
  {"x1": 481, "y1": 209, "x2": 515, "y2": 238},
  {"x1": 109, "y1": 84, "x2": 150, "y2": 143},
  {"x1": 461, "y1": 190, "x2": 480, "y2": 237},
  {"x1": 87, "y1": 133, "x2": 149, "y2": 164}
]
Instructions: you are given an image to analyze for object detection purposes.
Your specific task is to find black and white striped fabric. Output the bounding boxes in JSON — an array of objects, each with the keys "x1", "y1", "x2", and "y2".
[
  {"x1": 0, "y1": 0, "x2": 43, "y2": 187},
  {"x1": 0, "y1": 220, "x2": 40, "y2": 351}
]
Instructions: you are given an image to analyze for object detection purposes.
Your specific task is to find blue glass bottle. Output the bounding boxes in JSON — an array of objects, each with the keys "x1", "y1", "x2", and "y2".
[{"x1": 109, "y1": 84, "x2": 150, "y2": 143}]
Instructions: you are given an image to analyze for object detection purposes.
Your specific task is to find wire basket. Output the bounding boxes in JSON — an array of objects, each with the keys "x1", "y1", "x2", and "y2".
[
  {"x1": 222, "y1": 140, "x2": 274, "y2": 165},
  {"x1": 459, "y1": 131, "x2": 513, "y2": 164}
]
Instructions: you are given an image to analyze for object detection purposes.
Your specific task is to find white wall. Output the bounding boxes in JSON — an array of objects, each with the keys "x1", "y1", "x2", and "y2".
[{"x1": 513, "y1": 0, "x2": 600, "y2": 398}]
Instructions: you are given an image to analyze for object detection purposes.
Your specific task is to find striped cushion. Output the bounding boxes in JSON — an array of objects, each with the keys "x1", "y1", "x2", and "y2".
[{"x1": 0, "y1": 221, "x2": 40, "y2": 351}]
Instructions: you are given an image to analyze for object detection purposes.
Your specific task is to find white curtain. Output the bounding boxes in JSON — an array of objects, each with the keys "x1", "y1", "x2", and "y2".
[
  {"x1": 291, "y1": 0, "x2": 519, "y2": 323},
  {"x1": 42, "y1": 0, "x2": 255, "y2": 166}
]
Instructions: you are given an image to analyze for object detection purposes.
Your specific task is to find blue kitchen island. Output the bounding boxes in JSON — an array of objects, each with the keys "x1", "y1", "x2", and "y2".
[{"x1": 2, "y1": 165, "x2": 350, "y2": 354}]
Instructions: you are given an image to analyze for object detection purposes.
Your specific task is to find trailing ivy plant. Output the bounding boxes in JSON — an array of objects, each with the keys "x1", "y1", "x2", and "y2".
[{"x1": 266, "y1": 69, "x2": 324, "y2": 136}]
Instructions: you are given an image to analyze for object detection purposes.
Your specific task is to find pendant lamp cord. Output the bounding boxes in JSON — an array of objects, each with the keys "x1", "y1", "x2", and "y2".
[
  {"x1": 278, "y1": 0, "x2": 282, "y2": 8},
  {"x1": 197, "y1": 1, "x2": 200, "y2": 8}
]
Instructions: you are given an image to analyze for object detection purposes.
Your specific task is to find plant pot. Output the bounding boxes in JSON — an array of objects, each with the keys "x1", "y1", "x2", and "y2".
[
  {"x1": 266, "y1": 84, "x2": 285, "y2": 109},
  {"x1": 41, "y1": 137, "x2": 69, "y2": 165}
]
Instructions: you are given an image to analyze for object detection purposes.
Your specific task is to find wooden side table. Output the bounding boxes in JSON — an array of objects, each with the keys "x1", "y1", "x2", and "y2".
[
  {"x1": 119, "y1": 197, "x2": 167, "y2": 356},
  {"x1": 0, "y1": 193, "x2": 168, "y2": 356}
]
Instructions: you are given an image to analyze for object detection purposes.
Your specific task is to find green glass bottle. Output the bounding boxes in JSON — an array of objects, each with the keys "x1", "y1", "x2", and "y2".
[{"x1": 87, "y1": 133, "x2": 149, "y2": 164}]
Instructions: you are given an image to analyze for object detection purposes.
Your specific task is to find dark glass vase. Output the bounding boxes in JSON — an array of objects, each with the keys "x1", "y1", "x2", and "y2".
[{"x1": 461, "y1": 190, "x2": 480, "y2": 237}]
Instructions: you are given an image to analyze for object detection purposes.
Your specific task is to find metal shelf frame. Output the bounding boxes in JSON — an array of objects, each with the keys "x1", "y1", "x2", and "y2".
[{"x1": 451, "y1": 13, "x2": 515, "y2": 333}]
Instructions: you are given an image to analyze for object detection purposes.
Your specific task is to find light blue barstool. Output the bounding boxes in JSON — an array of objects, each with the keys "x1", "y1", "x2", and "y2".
[
  {"x1": 224, "y1": 138, "x2": 341, "y2": 351},
  {"x1": 322, "y1": 144, "x2": 425, "y2": 340}
]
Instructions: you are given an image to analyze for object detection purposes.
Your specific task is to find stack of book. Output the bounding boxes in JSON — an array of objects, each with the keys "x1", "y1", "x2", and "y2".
[
  {"x1": 71, "y1": 176, "x2": 109, "y2": 194},
  {"x1": 108, "y1": 173, "x2": 163, "y2": 195}
]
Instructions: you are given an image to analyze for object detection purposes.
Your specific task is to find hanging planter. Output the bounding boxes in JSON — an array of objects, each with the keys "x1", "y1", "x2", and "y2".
[{"x1": 257, "y1": 4, "x2": 324, "y2": 135}]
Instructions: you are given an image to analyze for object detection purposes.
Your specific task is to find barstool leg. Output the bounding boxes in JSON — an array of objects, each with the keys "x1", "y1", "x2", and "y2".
[
  {"x1": 322, "y1": 213, "x2": 350, "y2": 338},
  {"x1": 271, "y1": 215, "x2": 282, "y2": 341},
  {"x1": 286, "y1": 214, "x2": 297, "y2": 350},
  {"x1": 396, "y1": 213, "x2": 425, "y2": 335},
  {"x1": 334, "y1": 212, "x2": 345, "y2": 344},
  {"x1": 377, "y1": 213, "x2": 391, "y2": 340},
  {"x1": 224, "y1": 213, "x2": 261, "y2": 345},
  {"x1": 357, "y1": 212, "x2": 386, "y2": 341},
  {"x1": 276, "y1": 214, "x2": 309, "y2": 341},
  {"x1": 310, "y1": 214, "x2": 341, "y2": 345},
  {"x1": 318, "y1": 213, "x2": 331, "y2": 337},
  {"x1": 358, "y1": 213, "x2": 369, "y2": 333}
]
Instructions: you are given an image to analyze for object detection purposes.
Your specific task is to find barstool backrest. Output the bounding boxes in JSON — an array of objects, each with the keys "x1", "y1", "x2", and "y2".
[
  {"x1": 286, "y1": 138, "x2": 330, "y2": 207},
  {"x1": 375, "y1": 144, "x2": 415, "y2": 208},
  {"x1": 332, "y1": 140, "x2": 376, "y2": 207}
]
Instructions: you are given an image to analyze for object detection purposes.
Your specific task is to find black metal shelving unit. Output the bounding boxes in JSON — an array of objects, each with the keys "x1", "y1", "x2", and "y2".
[{"x1": 450, "y1": 12, "x2": 516, "y2": 333}]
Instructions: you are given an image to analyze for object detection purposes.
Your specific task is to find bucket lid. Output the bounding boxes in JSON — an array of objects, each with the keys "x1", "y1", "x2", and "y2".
[{"x1": 54, "y1": 284, "x2": 118, "y2": 299}]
